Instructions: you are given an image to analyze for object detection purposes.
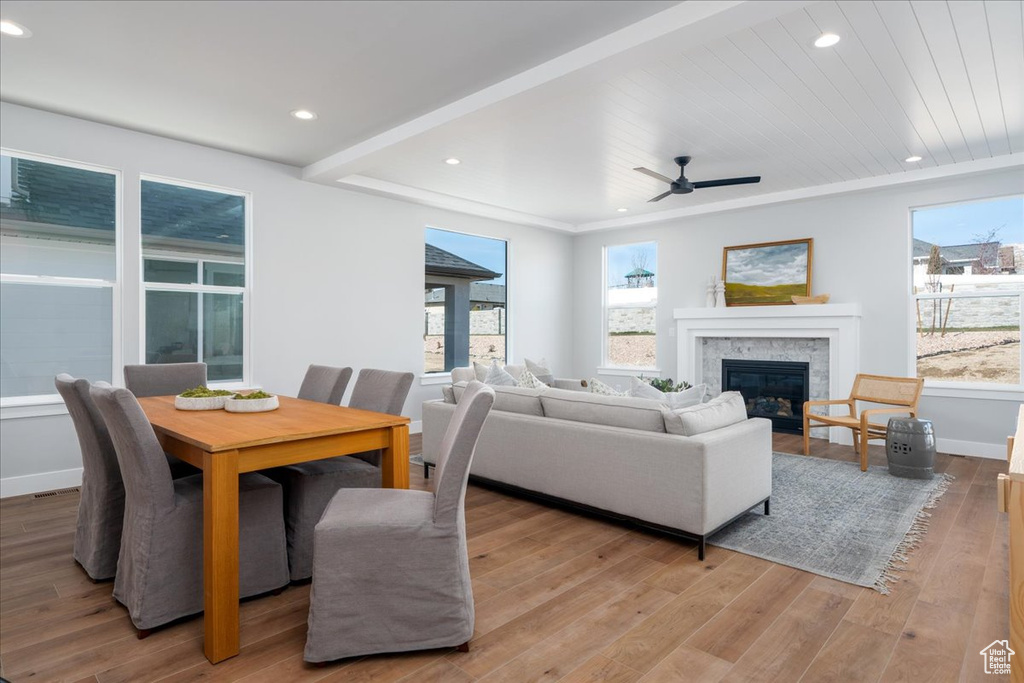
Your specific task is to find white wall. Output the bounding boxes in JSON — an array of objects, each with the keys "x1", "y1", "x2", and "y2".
[
  {"x1": 0, "y1": 103, "x2": 574, "y2": 496},
  {"x1": 572, "y1": 168, "x2": 1024, "y2": 457}
]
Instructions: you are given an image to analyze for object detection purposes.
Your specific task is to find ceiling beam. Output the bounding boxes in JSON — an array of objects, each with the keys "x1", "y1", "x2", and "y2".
[
  {"x1": 336, "y1": 175, "x2": 575, "y2": 231},
  {"x1": 302, "y1": 0, "x2": 814, "y2": 183}
]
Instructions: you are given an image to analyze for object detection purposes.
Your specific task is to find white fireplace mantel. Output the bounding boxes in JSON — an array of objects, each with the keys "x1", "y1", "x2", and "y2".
[{"x1": 674, "y1": 303, "x2": 862, "y2": 443}]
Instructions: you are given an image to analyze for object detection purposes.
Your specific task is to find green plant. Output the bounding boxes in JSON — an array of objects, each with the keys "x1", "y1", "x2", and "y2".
[
  {"x1": 642, "y1": 376, "x2": 691, "y2": 393},
  {"x1": 179, "y1": 386, "x2": 234, "y2": 398},
  {"x1": 232, "y1": 390, "x2": 274, "y2": 400}
]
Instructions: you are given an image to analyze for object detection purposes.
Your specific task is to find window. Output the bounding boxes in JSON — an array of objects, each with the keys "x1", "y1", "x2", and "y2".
[
  {"x1": 0, "y1": 153, "x2": 118, "y2": 402},
  {"x1": 911, "y1": 196, "x2": 1023, "y2": 387},
  {"x1": 141, "y1": 178, "x2": 248, "y2": 384},
  {"x1": 424, "y1": 228, "x2": 506, "y2": 373},
  {"x1": 604, "y1": 241, "x2": 657, "y2": 369}
]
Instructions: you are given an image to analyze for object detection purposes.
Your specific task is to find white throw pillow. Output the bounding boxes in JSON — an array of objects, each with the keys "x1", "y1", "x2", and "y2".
[
  {"x1": 524, "y1": 357, "x2": 555, "y2": 385},
  {"x1": 472, "y1": 361, "x2": 490, "y2": 382},
  {"x1": 517, "y1": 368, "x2": 548, "y2": 389},
  {"x1": 629, "y1": 377, "x2": 707, "y2": 409},
  {"x1": 589, "y1": 378, "x2": 626, "y2": 396},
  {"x1": 484, "y1": 360, "x2": 517, "y2": 386},
  {"x1": 663, "y1": 391, "x2": 747, "y2": 436}
]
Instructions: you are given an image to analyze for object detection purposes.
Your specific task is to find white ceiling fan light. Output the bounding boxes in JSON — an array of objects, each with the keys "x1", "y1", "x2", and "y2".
[
  {"x1": 905, "y1": 155, "x2": 923, "y2": 163},
  {"x1": 290, "y1": 109, "x2": 318, "y2": 121},
  {"x1": 445, "y1": 158, "x2": 461, "y2": 165},
  {"x1": 813, "y1": 32, "x2": 840, "y2": 48},
  {"x1": 0, "y1": 20, "x2": 31, "y2": 37}
]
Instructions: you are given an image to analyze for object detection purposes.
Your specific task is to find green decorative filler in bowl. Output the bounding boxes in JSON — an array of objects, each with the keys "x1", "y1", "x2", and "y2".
[
  {"x1": 224, "y1": 390, "x2": 279, "y2": 413},
  {"x1": 174, "y1": 386, "x2": 235, "y2": 411}
]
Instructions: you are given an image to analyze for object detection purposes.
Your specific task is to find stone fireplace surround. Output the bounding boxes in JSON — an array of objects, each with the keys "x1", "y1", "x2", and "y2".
[{"x1": 674, "y1": 304, "x2": 862, "y2": 444}]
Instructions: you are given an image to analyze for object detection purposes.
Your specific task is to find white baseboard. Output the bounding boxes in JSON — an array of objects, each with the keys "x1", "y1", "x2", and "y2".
[
  {"x1": 410, "y1": 420, "x2": 422, "y2": 435},
  {"x1": 1, "y1": 467, "x2": 83, "y2": 499},
  {"x1": 936, "y1": 438, "x2": 1006, "y2": 460}
]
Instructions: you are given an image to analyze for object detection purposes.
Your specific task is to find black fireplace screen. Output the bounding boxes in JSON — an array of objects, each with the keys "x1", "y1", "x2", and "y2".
[{"x1": 721, "y1": 359, "x2": 810, "y2": 434}]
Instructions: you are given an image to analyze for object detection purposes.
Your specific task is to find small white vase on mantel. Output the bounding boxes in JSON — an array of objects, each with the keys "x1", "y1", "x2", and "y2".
[
  {"x1": 705, "y1": 276, "x2": 716, "y2": 308},
  {"x1": 715, "y1": 280, "x2": 726, "y2": 308}
]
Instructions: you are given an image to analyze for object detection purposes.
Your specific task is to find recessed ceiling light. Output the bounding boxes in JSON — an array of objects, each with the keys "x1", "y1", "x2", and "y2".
[
  {"x1": 0, "y1": 20, "x2": 30, "y2": 37},
  {"x1": 617, "y1": 208, "x2": 628, "y2": 213},
  {"x1": 290, "y1": 109, "x2": 317, "y2": 121},
  {"x1": 813, "y1": 32, "x2": 840, "y2": 48},
  {"x1": 445, "y1": 158, "x2": 461, "y2": 165},
  {"x1": 905, "y1": 155, "x2": 922, "y2": 163}
]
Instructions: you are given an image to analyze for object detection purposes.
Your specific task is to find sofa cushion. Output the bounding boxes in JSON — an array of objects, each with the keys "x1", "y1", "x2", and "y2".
[
  {"x1": 441, "y1": 385, "x2": 456, "y2": 404},
  {"x1": 588, "y1": 378, "x2": 626, "y2": 396},
  {"x1": 484, "y1": 361, "x2": 517, "y2": 386},
  {"x1": 452, "y1": 366, "x2": 477, "y2": 384},
  {"x1": 663, "y1": 391, "x2": 747, "y2": 436},
  {"x1": 540, "y1": 388, "x2": 666, "y2": 433},
  {"x1": 629, "y1": 377, "x2": 707, "y2": 409},
  {"x1": 453, "y1": 382, "x2": 543, "y2": 416},
  {"x1": 525, "y1": 358, "x2": 555, "y2": 385},
  {"x1": 516, "y1": 368, "x2": 548, "y2": 389}
]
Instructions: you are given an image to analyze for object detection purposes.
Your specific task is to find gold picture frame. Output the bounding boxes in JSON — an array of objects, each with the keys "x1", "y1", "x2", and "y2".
[{"x1": 721, "y1": 238, "x2": 813, "y2": 306}]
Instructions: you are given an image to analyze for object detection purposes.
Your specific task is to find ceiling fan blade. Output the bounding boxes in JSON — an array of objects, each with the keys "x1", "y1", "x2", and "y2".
[
  {"x1": 691, "y1": 176, "x2": 761, "y2": 189},
  {"x1": 634, "y1": 167, "x2": 675, "y2": 184},
  {"x1": 647, "y1": 191, "x2": 673, "y2": 203}
]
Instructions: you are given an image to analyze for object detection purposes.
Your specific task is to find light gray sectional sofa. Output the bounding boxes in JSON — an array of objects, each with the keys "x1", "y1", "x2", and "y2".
[{"x1": 422, "y1": 383, "x2": 773, "y2": 559}]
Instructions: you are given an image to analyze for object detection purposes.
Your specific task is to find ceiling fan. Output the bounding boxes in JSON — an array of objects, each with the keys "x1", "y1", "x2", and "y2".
[{"x1": 633, "y1": 156, "x2": 761, "y2": 202}]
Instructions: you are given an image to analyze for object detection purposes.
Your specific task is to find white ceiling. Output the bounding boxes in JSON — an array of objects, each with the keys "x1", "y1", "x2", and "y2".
[
  {"x1": 2, "y1": 0, "x2": 1021, "y2": 231},
  {"x1": 0, "y1": 0, "x2": 676, "y2": 165}
]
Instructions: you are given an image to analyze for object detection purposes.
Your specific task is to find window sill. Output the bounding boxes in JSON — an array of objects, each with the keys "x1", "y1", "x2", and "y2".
[
  {"x1": 922, "y1": 382, "x2": 1024, "y2": 402},
  {"x1": 596, "y1": 366, "x2": 661, "y2": 378},
  {"x1": 1, "y1": 397, "x2": 69, "y2": 420},
  {"x1": 420, "y1": 373, "x2": 452, "y2": 386}
]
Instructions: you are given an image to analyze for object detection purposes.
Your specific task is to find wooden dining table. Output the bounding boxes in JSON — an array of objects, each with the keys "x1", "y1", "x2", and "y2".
[{"x1": 138, "y1": 395, "x2": 410, "y2": 664}]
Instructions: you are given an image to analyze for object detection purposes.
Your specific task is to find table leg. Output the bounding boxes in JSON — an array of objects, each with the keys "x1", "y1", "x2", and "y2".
[
  {"x1": 381, "y1": 425, "x2": 410, "y2": 489},
  {"x1": 203, "y1": 449, "x2": 240, "y2": 663}
]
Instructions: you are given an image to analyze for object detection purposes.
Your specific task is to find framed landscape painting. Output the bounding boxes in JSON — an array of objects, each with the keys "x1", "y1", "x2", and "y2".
[{"x1": 722, "y1": 238, "x2": 813, "y2": 306}]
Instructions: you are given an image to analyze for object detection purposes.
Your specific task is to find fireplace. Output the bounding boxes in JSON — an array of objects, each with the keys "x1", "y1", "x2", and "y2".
[{"x1": 721, "y1": 359, "x2": 809, "y2": 434}]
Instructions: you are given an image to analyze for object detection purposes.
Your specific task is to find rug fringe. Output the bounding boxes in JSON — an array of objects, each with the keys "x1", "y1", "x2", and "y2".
[{"x1": 873, "y1": 473, "x2": 954, "y2": 595}]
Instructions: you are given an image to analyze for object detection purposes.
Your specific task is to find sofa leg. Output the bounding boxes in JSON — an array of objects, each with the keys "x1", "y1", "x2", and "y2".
[
  {"x1": 137, "y1": 628, "x2": 152, "y2": 640},
  {"x1": 423, "y1": 463, "x2": 430, "y2": 479},
  {"x1": 698, "y1": 537, "x2": 706, "y2": 561},
  {"x1": 764, "y1": 498, "x2": 770, "y2": 516},
  {"x1": 456, "y1": 641, "x2": 470, "y2": 653}
]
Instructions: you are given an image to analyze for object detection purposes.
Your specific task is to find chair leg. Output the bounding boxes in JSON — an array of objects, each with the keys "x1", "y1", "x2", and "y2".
[
  {"x1": 803, "y1": 415, "x2": 810, "y2": 455},
  {"x1": 860, "y1": 431, "x2": 869, "y2": 471},
  {"x1": 698, "y1": 536, "x2": 706, "y2": 561},
  {"x1": 456, "y1": 642, "x2": 470, "y2": 653},
  {"x1": 423, "y1": 463, "x2": 430, "y2": 479},
  {"x1": 764, "y1": 498, "x2": 770, "y2": 516},
  {"x1": 852, "y1": 429, "x2": 860, "y2": 455}
]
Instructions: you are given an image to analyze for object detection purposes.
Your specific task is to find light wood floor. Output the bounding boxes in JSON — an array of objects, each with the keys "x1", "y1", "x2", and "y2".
[{"x1": 0, "y1": 434, "x2": 1009, "y2": 682}]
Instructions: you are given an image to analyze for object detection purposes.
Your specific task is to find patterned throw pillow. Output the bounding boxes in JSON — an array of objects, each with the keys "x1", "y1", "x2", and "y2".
[
  {"x1": 629, "y1": 376, "x2": 707, "y2": 409},
  {"x1": 589, "y1": 378, "x2": 626, "y2": 396},
  {"x1": 484, "y1": 360, "x2": 517, "y2": 386},
  {"x1": 517, "y1": 368, "x2": 548, "y2": 389},
  {"x1": 524, "y1": 358, "x2": 555, "y2": 385}
]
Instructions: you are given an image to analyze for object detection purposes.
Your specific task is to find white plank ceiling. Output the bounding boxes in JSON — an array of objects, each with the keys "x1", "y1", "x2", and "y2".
[{"x1": 332, "y1": 0, "x2": 1024, "y2": 228}]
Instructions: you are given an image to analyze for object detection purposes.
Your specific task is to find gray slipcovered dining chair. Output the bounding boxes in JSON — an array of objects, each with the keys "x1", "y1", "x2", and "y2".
[
  {"x1": 89, "y1": 384, "x2": 289, "y2": 635},
  {"x1": 304, "y1": 381, "x2": 495, "y2": 663},
  {"x1": 123, "y1": 362, "x2": 207, "y2": 397},
  {"x1": 123, "y1": 362, "x2": 207, "y2": 478},
  {"x1": 269, "y1": 368, "x2": 414, "y2": 581},
  {"x1": 55, "y1": 374, "x2": 124, "y2": 581},
  {"x1": 298, "y1": 364, "x2": 352, "y2": 405}
]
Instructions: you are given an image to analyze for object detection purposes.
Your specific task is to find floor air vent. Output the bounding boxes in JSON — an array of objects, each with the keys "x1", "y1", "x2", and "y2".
[{"x1": 33, "y1": 487, "x2": 81, "y2": 499}]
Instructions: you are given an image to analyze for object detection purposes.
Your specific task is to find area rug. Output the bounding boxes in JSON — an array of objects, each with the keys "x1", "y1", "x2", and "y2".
[{"x1": 711, "y1": 452, "x2": 953, "y2": 593}]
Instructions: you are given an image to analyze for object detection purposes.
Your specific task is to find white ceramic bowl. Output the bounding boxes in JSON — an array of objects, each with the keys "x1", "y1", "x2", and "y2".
[
  {"x1": 174, "y1": 395, "x2": 229, "y2": 411},
  {"x1": 224, "y1": 395, "x2": 279, "y2": 413}
]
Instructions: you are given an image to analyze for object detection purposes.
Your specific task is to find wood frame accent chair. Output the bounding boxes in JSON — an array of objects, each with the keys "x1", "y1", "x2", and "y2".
[{"x1": 803, "y1": 374, "x2": 925, "y2": 471}]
